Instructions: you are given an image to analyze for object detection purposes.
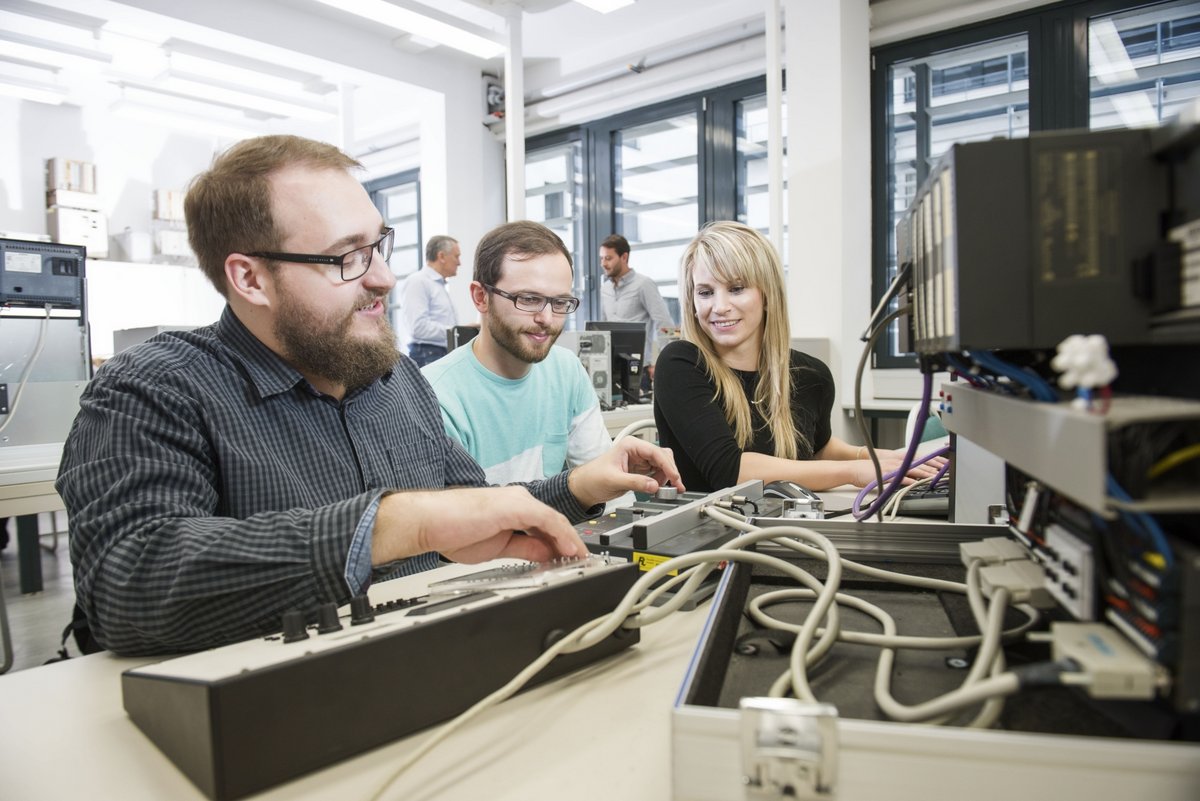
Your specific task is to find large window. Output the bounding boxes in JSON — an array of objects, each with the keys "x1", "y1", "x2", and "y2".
[
  {"x1": 612, "y1": 110, "x2": 701, "y2": 312},
  {"x1": 527, "y1": 77, "x2": 786, "y2": 325},
  {"x1": 736, "y1": 93, "x2": 789, "y2": 254},
  {"x1": 872, "y1": 0, "x2": 1200, "y2": 367},
  {"x1": 1090, "y1": 1, "x2": 1200, "y2": 129},
  {"x1": 526, "y1": 137, "x2": 585, "y2": 328}
]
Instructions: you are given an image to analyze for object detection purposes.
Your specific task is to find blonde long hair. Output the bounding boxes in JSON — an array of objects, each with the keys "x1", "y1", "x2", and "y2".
[{"x1": 678, "y1": 221, "x2": 805, "y2": 459}]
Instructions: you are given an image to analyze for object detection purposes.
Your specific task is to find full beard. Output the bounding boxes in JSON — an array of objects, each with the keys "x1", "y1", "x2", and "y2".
[
  {"x1": 274, "y1": 290, "x2": 402, "y2": 392},
  {"x1": 487, "y1": 314, "x2": 561, "y2": 365}
]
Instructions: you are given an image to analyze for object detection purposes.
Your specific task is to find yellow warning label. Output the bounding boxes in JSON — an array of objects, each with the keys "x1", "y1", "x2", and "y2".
[{"x1": 633, "y1": 552, "x2": 677, "y2": 575}]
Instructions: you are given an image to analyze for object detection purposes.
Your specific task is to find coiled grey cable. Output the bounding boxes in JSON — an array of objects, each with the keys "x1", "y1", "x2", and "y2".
[{"x1": 370, "y1": 502, "x2": 1057, "y2": 800}]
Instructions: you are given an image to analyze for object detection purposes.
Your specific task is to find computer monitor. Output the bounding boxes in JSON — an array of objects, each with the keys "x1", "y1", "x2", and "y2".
[
  {"x1": 445, "y1": 325, "x2": 479, "y2": 352},
  {"x1": 585, "y1": 321, "x2": 645, "y2": 403}
]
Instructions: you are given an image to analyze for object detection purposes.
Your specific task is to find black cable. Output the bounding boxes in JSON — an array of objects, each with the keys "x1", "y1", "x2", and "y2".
[
  {"x1": 861, "y1": 262, "x2": 913, "y2": 343},
  {"x1": 1013, "y1": 659, "x2": 1077, "y2": 689}
]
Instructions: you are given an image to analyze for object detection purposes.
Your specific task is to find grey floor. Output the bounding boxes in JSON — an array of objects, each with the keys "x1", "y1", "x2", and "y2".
[{"x1": 1, "y1": 518, "x2": 78, "y2": 674}]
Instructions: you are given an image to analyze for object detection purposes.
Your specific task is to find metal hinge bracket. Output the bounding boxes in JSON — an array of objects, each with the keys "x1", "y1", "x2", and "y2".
[{"x1": 740, "y1": 698, "x2": 839, "y2": 800}]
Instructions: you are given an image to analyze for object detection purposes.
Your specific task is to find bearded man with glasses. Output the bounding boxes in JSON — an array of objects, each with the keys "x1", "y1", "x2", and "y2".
[
  {"x1": 422, "y1": 221, "x2": 610, "y2": 485},
  {"x1": 56, "y1": 135, "x2": 681, "y2": 656}
]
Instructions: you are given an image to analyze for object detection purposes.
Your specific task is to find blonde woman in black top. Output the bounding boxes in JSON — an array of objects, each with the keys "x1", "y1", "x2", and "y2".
[{"x1": 653, "y1": 221, "x2": 941, "y2": 493}]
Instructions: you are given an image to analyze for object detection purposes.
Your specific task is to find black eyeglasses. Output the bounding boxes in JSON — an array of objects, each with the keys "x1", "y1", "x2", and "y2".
[
  {"x1": 484, "y1": 284, "x2": 580, "y2": 315},
  {"x1": 247, "y1": 228, "x2": 394, "y2": 281}
]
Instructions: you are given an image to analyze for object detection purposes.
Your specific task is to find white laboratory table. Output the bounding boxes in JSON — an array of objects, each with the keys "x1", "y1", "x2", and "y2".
[
  {"x1": 0, "y1": 562, "x2": 711, "y2": 801},
  {"x1": 0, "y1": 443, "x2": 66, "y2": 595},
  {"x1": 601, "y1": 403, "x2": 655, "y2": 438},
  {"x1": 0, "y1": 442, "x2": 65, "y2": 517}
]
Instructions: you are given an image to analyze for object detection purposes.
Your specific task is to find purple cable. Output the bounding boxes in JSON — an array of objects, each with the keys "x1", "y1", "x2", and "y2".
[
  {"x1": 930, "y1": 456, "x2": 951, "y2": 489},
  {"x1": 852, "y1": 372, "x2": 935, "y2": 520},
  {"x1": 852, "y1": 445, "x2": 950, "y2": 517}
]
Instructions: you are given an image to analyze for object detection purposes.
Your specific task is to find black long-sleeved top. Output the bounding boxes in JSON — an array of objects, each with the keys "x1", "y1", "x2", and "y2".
[
  {"x1": 652, "y1": 340, "x2": 834, "y2": 492},
  {"x1": 56, "y1": 307, "x2": 587, "y2": 655}
]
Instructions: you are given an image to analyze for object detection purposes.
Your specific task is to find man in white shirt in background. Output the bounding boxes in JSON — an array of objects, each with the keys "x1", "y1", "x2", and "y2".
[
  {"x1": 401, "y1": 234, "x2": 462, "y2": 366},
  {"x1": 598, "y1": 233, "x2": 676, "y2": 386},
  {"x1": 423, "y1": 221, "x2": 610, "y2": 484}
]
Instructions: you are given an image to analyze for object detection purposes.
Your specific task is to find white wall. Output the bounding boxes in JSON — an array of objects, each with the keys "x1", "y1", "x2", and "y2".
[
  {"x1": 0, "y1": 0, "x2": 507, "y2": 343},
  {"x1": 428, "y1": 70, "x2": 507, "y2": 325},
  {"x1": 113, "y1": 0, "x2": 507, "y2": 320},
  {"x1": 0, "y1": 97, "x2": 324, "y2": 239},
  {"x1": 784, "y1": 0, "x2": 872, "y2": 443}
]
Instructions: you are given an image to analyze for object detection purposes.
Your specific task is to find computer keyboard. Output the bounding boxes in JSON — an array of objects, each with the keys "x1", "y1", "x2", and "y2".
[{"x1": 896, "y1": 483, "x2": 950, "y2": 517}]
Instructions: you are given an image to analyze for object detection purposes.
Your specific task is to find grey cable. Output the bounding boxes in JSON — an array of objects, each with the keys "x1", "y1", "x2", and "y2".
[{"x1": 0, "y1": 305, "x2": 52, "y2": 436}]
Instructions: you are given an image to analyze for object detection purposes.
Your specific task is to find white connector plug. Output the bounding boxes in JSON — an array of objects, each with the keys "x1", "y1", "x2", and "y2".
[
  {"x1": 979, "y1": 559, "x2": 1055, "y2": 607},
  {"x1": 1047, "y1": 622, "x2": 1166, "y2": 700},
  {"x1": 960, "y1": 536, "x2": 1030, "y2": 567}
]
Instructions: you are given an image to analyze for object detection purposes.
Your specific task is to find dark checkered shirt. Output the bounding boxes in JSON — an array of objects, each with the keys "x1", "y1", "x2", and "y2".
[{"x1": 56, "y1": 306, "x2": 587, "y2": 655}]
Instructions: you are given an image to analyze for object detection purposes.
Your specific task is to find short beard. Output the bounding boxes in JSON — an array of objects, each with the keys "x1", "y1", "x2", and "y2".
[
  {"x1": 487, "y1": 313, "x2": 561, "y2": 365},
  {"x1": 274, "y1": 289, "x2": 401, "y2": 392}
]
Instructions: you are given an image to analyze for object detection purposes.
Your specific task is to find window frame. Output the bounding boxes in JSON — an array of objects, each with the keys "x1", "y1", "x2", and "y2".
[
  {"x1": 527, "y1": 76, "x2": 770, "y2": 325},
  {"x1": 524, "y1": 128, "x2": 590, "y2": 325},
  {"x1": 364, "y1": 168, "x2": 422, "y2": 276}
]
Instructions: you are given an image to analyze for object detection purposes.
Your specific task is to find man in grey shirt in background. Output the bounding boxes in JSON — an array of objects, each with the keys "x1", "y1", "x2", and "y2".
[
  {"x1": 401, "y1": 235, "x2": 462, "y2": 366},
  {"x1": 599, "y1": 234, "x2": 676, "y2": 384}
]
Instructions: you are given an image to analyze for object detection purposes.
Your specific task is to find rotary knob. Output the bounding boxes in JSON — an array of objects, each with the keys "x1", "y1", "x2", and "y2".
[
  {"x1": 350, "y1": 594, "x2": 376, "y2": 626},
  {"x1": 281, "y1": 609, "x2": 309, "y2": 643},
  {"x1": 316, "y1": 602, "x2": 343, "y2": 634}
]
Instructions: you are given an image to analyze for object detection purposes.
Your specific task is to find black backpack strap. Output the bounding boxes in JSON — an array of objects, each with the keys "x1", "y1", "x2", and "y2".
[{"x1": 45, "y1": 603, "x2": 103, "y2": 664}]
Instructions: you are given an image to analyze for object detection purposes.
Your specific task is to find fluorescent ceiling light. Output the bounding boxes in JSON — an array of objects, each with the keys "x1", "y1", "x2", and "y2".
[
  {"x1": 1107, "y1": 92, "x2": 1160, "y2": 129},
  {"x1": 310, "y1": 0, "x2": 505, "y2": 60},
  {"x1": 111, "y1": 99, "x2": 264, "y2": 140},
  {"x1": 0, "y1": 57, "x2": 59, "y2": 85},
  {"x1": 157, "y1": 75, "x2": 337, "y2": 121},
  {"x1": 163, "y1": 39, "x2": 332, "y2": 94},
  {"x1": 572, "y1": 0, "x2": 636, "y2": 13},
  {"x1": 101, "y1": 19, "x2": 168, "y2": 46},
  {"x1": 0, "y1": 31, "x2": 112, "y2": 70},
  {"x1": 0, "y1": 9, "x2": 101, "y2": 50},
  {"x1": 102, "y1": 30, "x2": 167, "y2": 79},
  {"x1": 1089, "y1": 19, "x2": 1138, "y2": 85},
  {"x1": 0, "y1": 76, "x2": 67, "y2": 105},
  {"x1": 119, "y1": 84, "x2": 263, "y2": 119},
  {"x1": 167, "y1": 53, "x2": 312, "y2": 98}
]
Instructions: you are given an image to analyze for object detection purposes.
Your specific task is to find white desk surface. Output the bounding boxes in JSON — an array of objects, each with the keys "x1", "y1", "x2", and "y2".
[
  {"x1": 0, "y1": 442, "x2": 65, "y2": 516},
  {"x1": 601, "y1": 403, "x2": 655, "y2": 436},
  {"x1": 0, "y1": 562, "x2": 711, "y2": 801},
  {"x1": 0, "y1": 443, "x2": 63, "y2": 484},
  {"x1": 0, "y1": 488, "x2": 937, "y2": 800}
]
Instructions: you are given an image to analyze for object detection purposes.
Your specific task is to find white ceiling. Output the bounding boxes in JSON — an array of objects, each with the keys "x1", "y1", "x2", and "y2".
[
  {"x1": 8, "y1": 0, "x2": 990, "y2": 164},
  {"x1": 0, "y1": 0, "x2": 767, "y2": 148}
]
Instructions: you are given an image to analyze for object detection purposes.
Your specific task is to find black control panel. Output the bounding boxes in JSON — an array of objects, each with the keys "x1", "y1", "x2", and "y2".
[{"x1": 0, "y1": 237, "x2": 86, "y2": 308}]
